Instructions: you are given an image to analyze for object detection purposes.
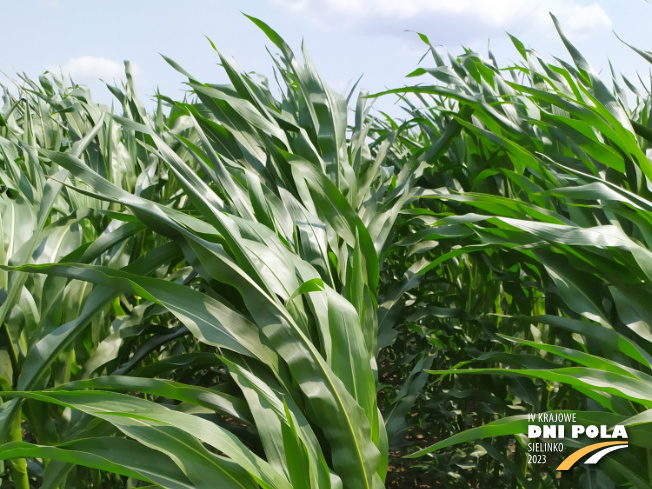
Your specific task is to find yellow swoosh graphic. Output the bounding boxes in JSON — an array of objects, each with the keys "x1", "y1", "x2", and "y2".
[{"x1": 557, "y1": 441, "x2": 628, "y2": 470}]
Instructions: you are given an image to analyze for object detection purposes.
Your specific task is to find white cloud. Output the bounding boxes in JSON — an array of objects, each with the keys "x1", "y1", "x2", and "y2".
[
  {"x1": 59, "y1": 56, "x2": 124, "y2": 80},
  {"x1": 268, "y1": 0, "x2": 611, "y2": 42},
  {"x1": 44, "y1": 56, "x2": 147, "y2": 106},
  {"x1": 52, "y1": 56, "x2": 142, "y2": 82},
  {"x1": 561, "y1": 4, "x2": 612, "y2": 39}
]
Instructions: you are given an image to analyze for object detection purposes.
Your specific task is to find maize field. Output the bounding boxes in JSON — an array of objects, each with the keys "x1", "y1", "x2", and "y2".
[{"x1": 0, "y1": 14, "x2": 651, "y2": 489}]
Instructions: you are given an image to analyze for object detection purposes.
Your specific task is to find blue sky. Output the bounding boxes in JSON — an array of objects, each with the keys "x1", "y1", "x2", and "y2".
[{"x1": 3, "y1": 0, "x2": 652, "y2": 116}]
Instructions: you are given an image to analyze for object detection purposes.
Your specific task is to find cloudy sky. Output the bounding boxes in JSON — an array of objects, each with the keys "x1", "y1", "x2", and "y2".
[{"x1": 2, "y1": 0, "x2": 652, "y2": 115}]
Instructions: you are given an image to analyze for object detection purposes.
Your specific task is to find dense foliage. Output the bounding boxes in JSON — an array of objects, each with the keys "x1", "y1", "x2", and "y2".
[{"x1": 1, "y1": 15, "x2": 652, "y2": 489}]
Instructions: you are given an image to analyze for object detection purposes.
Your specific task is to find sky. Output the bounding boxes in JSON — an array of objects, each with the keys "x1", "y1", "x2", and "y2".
[{"x1": 2, "y1": 0, "x2": 652, "y2": 117}]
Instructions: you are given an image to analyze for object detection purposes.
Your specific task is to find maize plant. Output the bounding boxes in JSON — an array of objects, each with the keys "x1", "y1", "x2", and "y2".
[
  {"x1": 0, "y1": 17, "x2": 423, "y2": 489},
  {"x1": 370, "y1": 14, "x2": 652, "y2": 489}
]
